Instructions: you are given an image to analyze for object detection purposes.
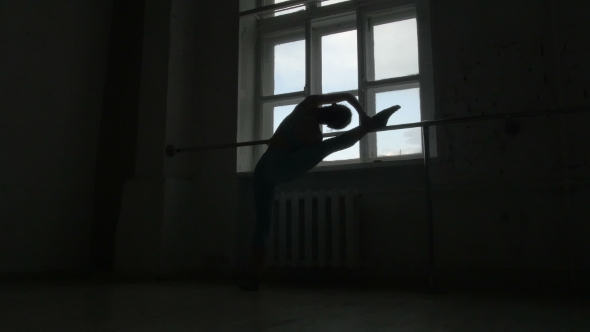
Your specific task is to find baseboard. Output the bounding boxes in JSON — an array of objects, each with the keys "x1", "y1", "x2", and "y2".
[
  {"x1": 260, "y1": 267, "x2": 590, "y2": 292},
  {"x1": 0, "y1": 270, "x2": 92, "y2": 284},
  {"x1": 1, "y1": 268, "x2": 587, "y2": 294}
]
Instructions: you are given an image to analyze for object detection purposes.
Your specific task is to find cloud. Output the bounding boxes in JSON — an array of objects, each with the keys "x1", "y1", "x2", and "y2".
[
  {"x1": 381, "y1": 145, "x2": 422, "y2": 156},
  {"x1": 373, "y1": 19, "x2": 419, "y2": 79},
  {"x1": 321, "y1": 30, "x2": 358, "y2": 93},
  {"x1": 324, "y1": 144, "x2": 360, "y2": 161},
  {"x1": 274, "y1": 41, "x2": 305, "y2": 94},
  {"x1": 273, "y1": 19, "x2": 420, "y2": 95}
]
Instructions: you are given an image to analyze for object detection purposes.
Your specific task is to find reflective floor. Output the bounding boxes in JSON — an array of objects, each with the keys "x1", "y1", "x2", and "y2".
[{"x1": 0, "y1": 280, "x2": 588, "y2": 331}]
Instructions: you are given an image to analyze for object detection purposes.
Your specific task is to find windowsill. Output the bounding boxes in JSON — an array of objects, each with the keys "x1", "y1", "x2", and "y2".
[{"x1": 237, "y1": 155, "x2": 439, "y2": 177}]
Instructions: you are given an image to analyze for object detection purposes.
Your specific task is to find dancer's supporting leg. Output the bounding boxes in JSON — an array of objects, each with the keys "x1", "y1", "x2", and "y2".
[
  {"x1": 239, "y1": 176, "x2": 275, "y2": 291},
  {"x1": 239, "y1": 126, "x2": 368, "y2": 291}
]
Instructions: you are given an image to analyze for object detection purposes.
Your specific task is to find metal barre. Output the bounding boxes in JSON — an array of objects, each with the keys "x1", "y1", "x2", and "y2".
[
  {"x1": 166, "y1": 139, "x2": 271, "y2": 157},
  {"x1": 165, "y1": 106, "x2": 590, "y2": 157}
]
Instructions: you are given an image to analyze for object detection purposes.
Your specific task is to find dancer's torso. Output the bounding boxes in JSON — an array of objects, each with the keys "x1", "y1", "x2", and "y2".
[{"x1": 267, "y1": 103, "x2": 322, "y2": 153}]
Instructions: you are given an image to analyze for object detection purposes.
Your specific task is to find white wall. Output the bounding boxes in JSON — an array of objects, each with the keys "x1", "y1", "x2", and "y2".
[
  {"x1": 0, "y1": 1, "x2": 112, "y2": 273},
  {"x1": 162, "y1": 0, "x2": 240, "y2": 275},
  {"x1": 115, "y1": 0, "x2": 240, "y2": 277},
  {"x1": 114, "y1": 0, "x2": 171, "y2": 276}
]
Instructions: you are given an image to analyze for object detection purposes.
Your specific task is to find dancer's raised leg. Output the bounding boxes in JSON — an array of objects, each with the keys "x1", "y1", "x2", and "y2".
[{"x1": 271, "y1": 105, "x2": 401, "y2": 184}]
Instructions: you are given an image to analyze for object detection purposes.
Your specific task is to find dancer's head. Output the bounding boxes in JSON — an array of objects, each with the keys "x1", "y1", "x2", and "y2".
[{"x1": 320, "y1": 103, "x2": 352, "y2": 130}]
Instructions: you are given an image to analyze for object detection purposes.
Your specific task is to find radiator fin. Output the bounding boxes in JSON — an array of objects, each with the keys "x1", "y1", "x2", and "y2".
[{"x1": 268, "y1": 189, "x2": 359, "y2": 269}]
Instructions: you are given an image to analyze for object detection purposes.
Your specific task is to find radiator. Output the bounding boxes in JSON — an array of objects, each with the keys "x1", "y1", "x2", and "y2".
[{"x1": 267, "y1": 189, "x2": 360, "y2": 269}]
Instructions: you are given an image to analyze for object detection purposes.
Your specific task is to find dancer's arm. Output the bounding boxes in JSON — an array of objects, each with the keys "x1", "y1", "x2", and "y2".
[{"x1": 305, "y1": 93, "x2": 371, "y2": 125}]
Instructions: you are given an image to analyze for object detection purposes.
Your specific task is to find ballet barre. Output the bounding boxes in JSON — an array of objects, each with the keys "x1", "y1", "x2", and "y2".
[{"x1": 166, "y1": 106, "x2": 590, "y2": 156}]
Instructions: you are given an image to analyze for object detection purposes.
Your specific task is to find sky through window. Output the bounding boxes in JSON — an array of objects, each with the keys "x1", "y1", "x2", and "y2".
[{"x1": 270, "y1": 11, "x2": 420, "y2": 161}]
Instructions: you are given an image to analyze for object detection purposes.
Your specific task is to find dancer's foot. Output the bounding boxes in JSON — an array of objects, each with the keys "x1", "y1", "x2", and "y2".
[
  {"x1": 238, "y1": 277, "x2": 259, "y2": 291},
  {"x1": 368, "y1": 105, "x2": 401, "y2": 131}
]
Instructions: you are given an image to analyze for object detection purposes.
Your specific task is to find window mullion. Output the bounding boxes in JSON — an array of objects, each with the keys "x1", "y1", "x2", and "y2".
[
  {"x1": 365, "y1": 74, "x2": 420, "y2": 89},
  {"x1": 356, "y1": 8, "x2": 371, "y2": 163},
  {"x1": 366, "y1": 88, "x2": 377, "y2": 159},
  {"x1": 261, "y1": 91, "x2": 307, "y2": 103},
  {"x1": 254, "y1": 30, "x2": 264, "y2": 160},
  {"x1": 365, "y1": 16, "x2": 375, "y2": 83},
  {"x1": 310, "y1": 14, "x2": 323, "y2": 138},
  {"x1": 305, "y1": 16, "x2": 312, "y2": 96},
  {"x1": 311, "y1": 27, "x2": 321, "y2": 96}
]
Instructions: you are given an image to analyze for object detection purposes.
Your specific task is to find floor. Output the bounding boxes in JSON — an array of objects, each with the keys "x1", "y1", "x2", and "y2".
[{"x1": 0, "y1": 280, "x2": 588, "y2": 331}]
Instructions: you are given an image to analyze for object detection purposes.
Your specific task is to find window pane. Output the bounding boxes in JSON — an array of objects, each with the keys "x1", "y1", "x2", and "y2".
[
  {"x1": 320, "y1": 0, "x2": 350, "y2": 6},
  {"x1": 321, "y1": 97, "x2": 359, "y2": 162},
  {"x1": 273, "y1": 0, "x2": 305, "y2": 16},
  {"x1": 375, "y1": 87, "x2": 422, "y2": 157},
  {"x1": 273, "y1": 103, "x2": 358, "y2": 162},
  {"x1": 373, "y1": 19, "x2": 419, "y2": 80},
  {"x1": 322, "y1": 30, "x2": 358, "y2": 93},
  {"x1": 322, "y1": 98, "x2": 359, "y2": 134},
  {"x1": 273, "y1": 104, "x2": 296, "y2": 133},
  {"x1": 323, "y1": 139, "x2": 360, "y2": 162},
  {"x1": 274, "y1": 40, "x2": 305, "y2": 95}
]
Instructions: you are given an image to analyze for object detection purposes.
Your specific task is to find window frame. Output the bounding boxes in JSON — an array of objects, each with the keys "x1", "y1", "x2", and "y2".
[
  {"x1": 261, "y1": 97, "x2": 304, "y2": 145},
  {"x1": 311, "y1": 16, "x2": 357, "y2": 97},
  {"x1": 243, "y1": 0, "x2": 436, "y2": 171},
  {"x1": 261, "y1": 29, "x2": 306, "y2": 97}
]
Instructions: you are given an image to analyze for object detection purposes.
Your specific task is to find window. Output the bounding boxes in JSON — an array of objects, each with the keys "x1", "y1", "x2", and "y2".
[
  {"x1": 238, "y1": 0, "x2": 435, "y2": 171},
  {"x1": 320, "y1": 0, "x2": 351, "y2": 6},
  {"x1": 264, "y1": 0, "x2": 306, "y2": 17}
]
